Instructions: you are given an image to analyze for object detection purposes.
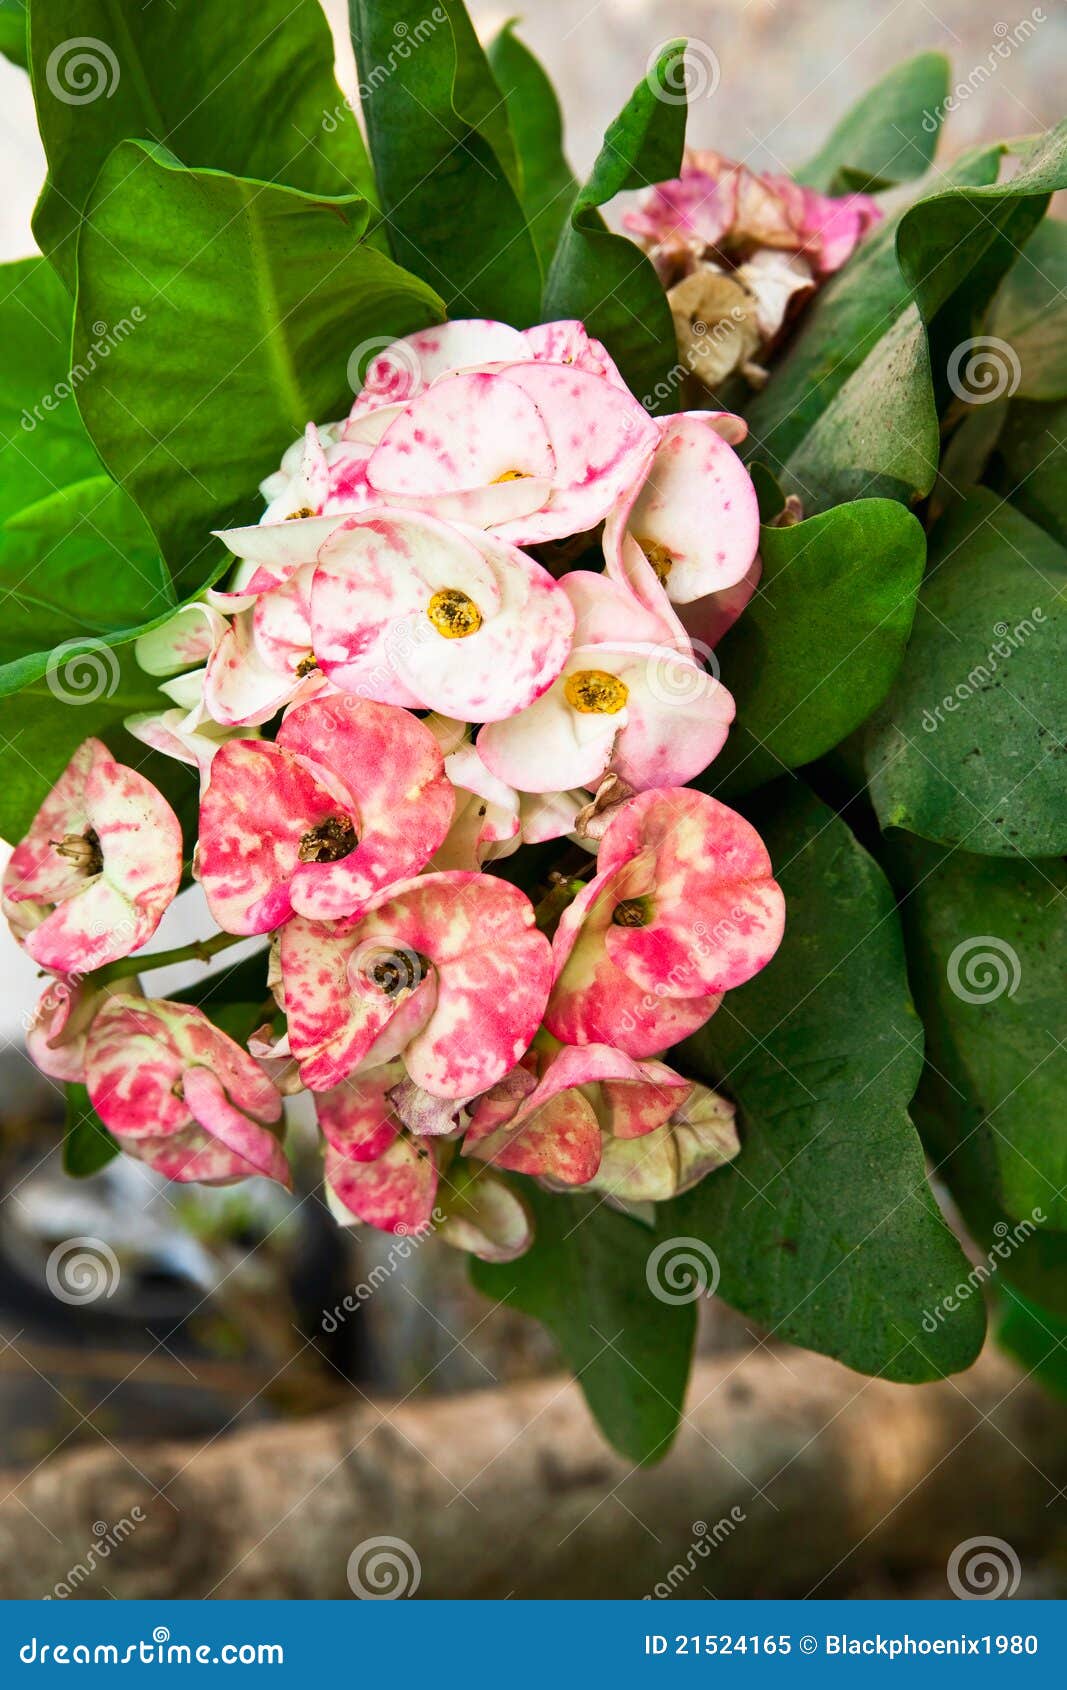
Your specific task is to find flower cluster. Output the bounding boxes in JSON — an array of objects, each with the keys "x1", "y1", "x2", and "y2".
[
  {"x1": 624, "y1": 150, "x2": 882, "y2": 388},
  {"x1": 6, "y1": 319, "x2": 786, "y2": 1263}
]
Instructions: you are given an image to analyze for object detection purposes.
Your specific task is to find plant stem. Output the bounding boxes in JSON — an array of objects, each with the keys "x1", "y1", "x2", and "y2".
[{"x1": 93, "y1": 929, "x2": 249, "y2": 985}]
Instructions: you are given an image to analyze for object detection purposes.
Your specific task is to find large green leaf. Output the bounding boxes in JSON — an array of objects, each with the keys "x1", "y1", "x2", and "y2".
[
  {"x1": 866, "y1": 491, "x2": 1067, "y2": 857},
  {"x1": 0, "y1": 0, "x2": 26, "y2": 67},
  {"x1": 29, "y1": 0, "x2": 375, "y2": 288},
  {"x1": 703, "y1": 499, "x2": 924, "y2": 795},
  {"x1": 782, "y1": 305, "x2": 938, "y2": 511},
  {"x1": 891, "y1": 836, "x2": 1067, "y2": 1230},
  {"x1": 996, "y1": 397, "x2": 1067, "y2": 547},
  {"x1": 349, "y1": 0, "x2": 540, "y2": 324},
  {"x1": 487, "y1": 22, "x2": 576, "y2": 274},
  {"x1": 797, "y1": 52, "x2": 948, "y2": 193},
  {"x1": 543, "y1": 42, "x2": 686, "y2": 409},
  {"x1": 988, "y1": 219, "x2": 1067, "y2": 402},
  {"x1": 898, "y1": 122, "x2": 1067, "y2": 329},
  {"x1": 744, "y1": 145, "x2": 1003, "y2": 471},
  {"x1": 73, "y1": 143, "x2": 443, "y2": 595},
  {"x1": 997, "y1": 1291, "x2": 1067, "y2": 1398},
  {"x1": 472, "y1": 1182, "x2": 696, "y2": 1463},
  {"x1": 671, "y1": 784, "x2": 986, "y2": 1382}
]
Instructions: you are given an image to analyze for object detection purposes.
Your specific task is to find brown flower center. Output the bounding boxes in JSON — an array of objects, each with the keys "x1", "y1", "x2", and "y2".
[
  {"x1": 635, "y1": 534, "x2": 674, "y2": 584},
  {"x1": 427, "y1": 588, "x2": 482, "y2": 639},
  {"x1": 354, "y1": 946, "x2": 428, "y2": 999},
  {"x1": 53, "y1": 828, "x2": 103, "y2": 877},
  {"x1": 298, "y1": 815, "x2": 358, "y2": 863},
  {"x1": 612, "y1": 897, "x2": 653, "y2": 929},
  {"x1": 564, "y1": 669, "x2": 629, "y2": 714},
  {"x1": 286, "y1": 506, "x2": 315, "y2": 521},
  {"x1": 295, "y1": 652, "x2": 318, "y2": 678}
]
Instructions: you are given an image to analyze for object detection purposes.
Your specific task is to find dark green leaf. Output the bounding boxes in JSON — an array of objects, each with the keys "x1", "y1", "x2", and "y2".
[
  {"x1": 30, "y1": 0, "x2": 375, "y2": 288},
  {"x1": 988, "y1": 219, "x2": 1067, "y2": 401},
  {"x1": 472, "y1": 1182, "x2": 696, "y2": 1463},
  {"x1": 996, "y1": 397, "x2": 1067, "y2": 548},
  {"x1": 487, "y1": 21, "x2": 576, "y2": 273},
  {"x1": 543, "y1": 41, "x2": 687, "y2": 408},
  {"x1": 781, "y1": 305, "x2": 938, "y2": 512},
  {"x1": 744, "y1": 146, "x2": 1003, "y2": 470},
  {"x1": 866, "y1": 490, "x2": 1067, "y2": 857},
  {"x1": 64, "y1": 1084, "x2": 119, "y2": 1176},
  {"x1": 672, "y1": 783, "x2": 986, "y2": 1382},
  {"x1": 797, "y1": 52, "x2": 949, "y2": 194},
  {"x1": 73, "y1": 142, "x2": 443, "y2": 595},
  {"x1": 997, "y1": 1290, "x2": 1067, "y2": 1397},
  {"x1": 349, "y1": 0, "x2": 541, "y2": 324},
  {"x1": 0, "y1": 0, "x2": 26, "y2": 67},
  {"x1": 703, "y1": 499, "x2": 925, "y2": 795}
]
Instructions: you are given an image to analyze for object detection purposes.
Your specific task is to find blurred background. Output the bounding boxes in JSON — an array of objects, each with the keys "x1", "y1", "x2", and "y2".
[{"x1": 0, "y1": 0, "x2": 1065, "y2": 1601}]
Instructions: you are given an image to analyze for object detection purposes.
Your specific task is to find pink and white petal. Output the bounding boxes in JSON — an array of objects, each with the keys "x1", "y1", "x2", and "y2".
[
  {"x1": 597, "y1": 1059, "x2": 691, "y2": 1139},
  {"x1": 279, "y1": 696, "x2": 455, "y2": 921},
  {"x1": 602, "y1": 644, "x2": 734, "y2": 791},
  {"x1": 368, "y1": 371, "x2": 555, "y2": 496},
  {"x1": 196, "y1": 738, "x2": 348, "y2": 935},
  {"x1": 252, "y1": 566, "x2": 315, "y2": 675},
  {"x1": 477, "y1": 660, "x2": 620, "y2": 795},
  {"x1": 135, "y1": 604, "x2": 228, "y2": 676},
  {"x1": 3, "y1": 738, "x2": 98, "y2": 919},
  {"x1": 351, "y1": 320, "x2": 530, "y2": 420},
  {"x1": 83, "y1": 752, "x2": 182, "y2": 913},
  {"x1": 342, "y1": 402, "x2": 406, "y2": 444},
  {"x1": 203, "y1": 616, "x2": 308, "y2": 726},
  {"x1": 490, "y1": 363, "x2": 658, "y2": 544},
  {"x1": 182, "y1": 1065, "x2": 290, "y2": 1187},
  {"x1": 314, "y1": 1061, "x2": 404, "y2": 1162},
  {"x1": 602, "y1": 531, "x2": 691, "y2": 653},
  {"x1": 599, "y1": 787, "x2": 786, "y2": 996},
  {"x1": 679, "y1": 552, "x2": 762, "y2": 649},
  {"x1": 523, "y1": 322, "x2": 626, "y2": 389},
  {"x1": 122, "y1": 1123, "x2": 273, "y2": 1185},
  {"x1": 214, "y1": 514, "x2": 347, "y2": 584},
  {"x1": 466, "y1": 1086, "x2": 601, "y2": 1185},
  {"x1": 439, "y1": 1172, "x2": 532, "y2": 1263},
  {"x1": 325, "y1": 1136, "x2": 438, "y2": 1233},
  {"x1": 561, "y1": 567, "x2": 685, "y2": 651},
  {"x1": 84, "y1": 996, "x2": 191, "y2": 1139}
]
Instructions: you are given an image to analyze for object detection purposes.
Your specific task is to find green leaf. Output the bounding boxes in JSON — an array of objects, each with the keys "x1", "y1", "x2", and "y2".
[
  {"x1": 997, "y1": 1290, "x2": 1067, "y2": 1397},
  {"x1": 349, "y1": 0, "x2": 541, "y2": 324},
  {"x1": 996, "y1": 397, "x2": 1067, "y2": 548},
  {"x1": 797, "y1": 52, "x2": 949, "y2": 194},
  {"x1": 744, "y1": 145, "x2": 1003, "y2": 470},
  {"x1": 487, "y1": 21, "x2": 576, "y2": 273},
  {"x1": 543, "y1": 41, "x2": 687, "y2": 409},
  {"x1": 73, "y1": 142, "x2": 443, "y2": 595},
  {"x1": 897, "y1": 122, "x2": 1067, "y2": 328},
  {"x1": 0, "y1": 257, "x2": 102, "y2": 525},
  {"x1": 891, "y1": 838, "x2": 1067, "y2": 1230},
  {"x1": 0, "y1": 0, "x2": 26, "y2": 67},
  {"x1": 866, "y1": 490, "x2": 1067, "y2": 857},
  {"x1": 781, "y1": 305, "x2": 938, "y2": 512},
  {"x1": 0, "y1": 475, "x2": 173, "y2": 694},
  {"x1": 988, "y1": 219, "x2": 1067, "y2": 402},
  {"x1": 702, "y1": 499, "x2": 925, "y2": 795},
  {"x1": 672, "y1": 783, "x2": 986, "y2": 1382},
  {"x1": 29, "y1": 0, "x2": 375, "y2": 289},
  {"x1": 64, "y1": 1084, "x2": 119, "y2": 1177},
  {"x1": 472, "y1": 1182, "x2": 696, "y2": 1463}
]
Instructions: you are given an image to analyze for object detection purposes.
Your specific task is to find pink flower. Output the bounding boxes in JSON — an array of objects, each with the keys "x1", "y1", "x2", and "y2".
[
  {"x1": 309, "y1": 509, "x2": 574, "y2": 721},
  {"x1": 26, "y1": 974, "x2": 136, "y2": 1084},
  {"x1": 3, "y1": 740, "x2": 183, "y2": 975},
  {"x1": 84, "y1": 996, "x2": 289, "y2": 1186},
  {"x1": 464, "y1": 1039, "x2": 692, "y2": 1185},
  {"x1": 317, "y1": 1061, "x2": 440, "y2": 1233},
  {"x1": 603, "y1": 413, "x2": 760, "y2": 605},
  {"x1": 196, "y1": 694, "x2": 454, "y2": 933},
  {"x1": 281, "y1": 871, "x2": 552, "y2": 1097},
  {"x1": 546, "y1": 787, "x2": 786, "y2": 1057}
]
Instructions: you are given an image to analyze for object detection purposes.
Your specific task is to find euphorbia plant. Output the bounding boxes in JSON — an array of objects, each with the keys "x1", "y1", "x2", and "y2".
[{"x1": 1, "y1": 0, "x2": 1065, "y2": 1463}]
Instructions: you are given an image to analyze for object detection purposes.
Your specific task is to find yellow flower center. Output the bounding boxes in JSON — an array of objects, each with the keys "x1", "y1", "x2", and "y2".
[
  {"x1": 491, "y1": 469, "x2": 530, "y2": 483},
  {"x1": 564, "y1": 669, "x2": 629, "y2": 715},
  {"x1": 286, "y1": 506, "x2": 315, "y2": 521},
  {"x1": 427, "y1": 588, "x2": 483, "y2": 639},
  {"x1": 635, "y1": 534, "x2": 673, "y2": 584}
]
